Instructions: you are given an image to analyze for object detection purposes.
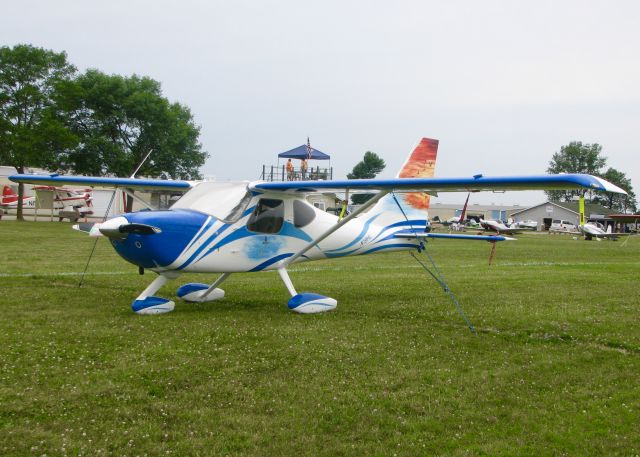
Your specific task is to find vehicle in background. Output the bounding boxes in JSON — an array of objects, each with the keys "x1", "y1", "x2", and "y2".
[
  {"x1": 514, "y1": 219, "x2": 538, "y2": 230},
  {"x1": 549, "y1": 219, "x2": 578, "y2": 234}
]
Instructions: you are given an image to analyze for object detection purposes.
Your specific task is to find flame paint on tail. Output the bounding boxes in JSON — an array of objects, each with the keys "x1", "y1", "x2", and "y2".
[
  {"x1": 368, "y1": 137, "x2": 439, "y2": 225},
  {"x1": 396, "y1": 138, "x2": 439, "y2": 210}
]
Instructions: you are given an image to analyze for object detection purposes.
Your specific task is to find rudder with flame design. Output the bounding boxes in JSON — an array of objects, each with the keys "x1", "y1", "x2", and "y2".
[{"x1": 397, "y1": 138, "x2": 439, "y2": 210}]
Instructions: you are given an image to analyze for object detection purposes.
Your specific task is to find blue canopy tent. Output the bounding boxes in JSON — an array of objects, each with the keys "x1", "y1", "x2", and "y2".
[
  {"x1": 270, "y1": 143, "x2": 332, "y2": 181},
  {"x1": 277, "y1": 145, "x2": 331, "y2": 160}
]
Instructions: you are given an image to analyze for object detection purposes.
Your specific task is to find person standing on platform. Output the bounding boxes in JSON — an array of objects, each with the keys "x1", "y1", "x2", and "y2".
[{"x1": 286, "y1": 158, "x2": 294, "y2": 180}]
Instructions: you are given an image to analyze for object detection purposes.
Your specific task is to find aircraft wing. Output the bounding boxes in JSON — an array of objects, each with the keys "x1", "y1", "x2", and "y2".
[
  {"x1": 251, "y1": 174, "x2": 626, "y2": 194},
  {"x1": 9, "y1": 174, "x2": 193, "y2": 192}
]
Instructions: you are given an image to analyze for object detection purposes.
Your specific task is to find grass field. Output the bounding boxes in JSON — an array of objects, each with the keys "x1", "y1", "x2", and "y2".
[{"x1": 1, "y1": 221, "x2": 639, "y2": 456}]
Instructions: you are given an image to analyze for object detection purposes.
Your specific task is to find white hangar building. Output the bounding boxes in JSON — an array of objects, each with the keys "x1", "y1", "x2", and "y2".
[{"x1": 511, "y1": 201, "x2": 614, "y2": 231}]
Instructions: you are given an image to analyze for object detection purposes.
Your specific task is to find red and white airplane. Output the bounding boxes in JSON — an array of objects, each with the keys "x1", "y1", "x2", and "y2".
[{"x1": 1, "y1": 184, "x2": 93, "y2": 211}]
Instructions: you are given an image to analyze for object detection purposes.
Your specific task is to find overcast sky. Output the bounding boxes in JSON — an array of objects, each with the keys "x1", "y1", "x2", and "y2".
[{"x1": 3, "y1": 0, "x2": 640, "y2": 205}]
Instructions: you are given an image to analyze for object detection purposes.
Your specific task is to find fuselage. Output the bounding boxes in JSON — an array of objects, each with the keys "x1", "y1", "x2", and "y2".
[{"x1": 107, "y1": 189, "x2": 426, "y2": 274}]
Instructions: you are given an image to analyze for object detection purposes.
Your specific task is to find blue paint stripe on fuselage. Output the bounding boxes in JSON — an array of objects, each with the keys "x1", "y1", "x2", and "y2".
[
  {"x1": 325, "y1": 213, "x2": 381, "y2": 253},
  {"x1": 324, "y1": 247, "x2": 361, "y2": 258},
  {"x1": 184, "y1": 216, "x2": 214, "y2": 252},
  {"x1": 279, "y1": 222, "x2": 313, "y2": 242},
  {"x1": 189, "y1": 222, "x2": 313, "y2": 269},
  {"x1": 249, "y1": 253, "x2": 293, "y2": 272},
  {"x1": 175, "y1": 222, "x2": 232, "y2": 270},
  {"x1": 175, "y1": 205, "x2": 257, "y2": 270},
  {"x1": 371, "y1": 220, "x2": 427, "y2": 242}
]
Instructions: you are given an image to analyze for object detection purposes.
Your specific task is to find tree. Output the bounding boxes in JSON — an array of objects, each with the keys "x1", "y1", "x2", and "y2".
[
  {"x1": 595, "y1": 168, "x2": 637, "y2": 213},
  {"x1": 545, "y1": 141, "x2": 637, "y2": 212},
  {"x1": 56, "y1": 70, "x2": 208, "y2": 211},
  {"x1": 347, "y1": 151, "x2": 386, "y2": 205},
  {"x1": 545, "y1": 141, "x2": 607, "y2": 203},
  {"x1": 0, "y1": 44, "x2": 77, "y2": 220}
]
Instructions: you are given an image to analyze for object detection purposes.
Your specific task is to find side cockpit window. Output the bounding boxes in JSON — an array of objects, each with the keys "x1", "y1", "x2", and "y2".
[
  {"x1": 247, "y1": 198, "x2": 284, "y2": 233},
  {"x1": 293, "y1": 200, "x2": 316, "y2": 228}
]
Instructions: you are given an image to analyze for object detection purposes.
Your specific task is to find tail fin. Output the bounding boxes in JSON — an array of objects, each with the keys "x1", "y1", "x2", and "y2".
[
  {"x1": 397, "y1": 138, "x2": 439, "y2": 210},
  {"x1": 2, "y1": 185, "x2": 18, "y2": 204},
  {"x1": 368, "y1": 138, "x2": 439, "y2": 224}
]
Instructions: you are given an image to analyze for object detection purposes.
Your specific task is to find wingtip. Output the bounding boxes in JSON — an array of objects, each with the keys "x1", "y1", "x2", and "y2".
[{"x1": 592, "y1": 176, "x2": 627, "y2": 194}]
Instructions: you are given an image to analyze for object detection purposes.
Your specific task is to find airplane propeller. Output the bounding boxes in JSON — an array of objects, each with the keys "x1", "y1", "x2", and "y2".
[{"x1": 97, "y1": 216, "x2": 161, "y2": 238}]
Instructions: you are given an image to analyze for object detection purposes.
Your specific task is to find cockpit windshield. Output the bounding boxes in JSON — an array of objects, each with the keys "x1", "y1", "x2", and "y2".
[{"x1": 171, "y1": 181, "x2": 252, "y2": 223}]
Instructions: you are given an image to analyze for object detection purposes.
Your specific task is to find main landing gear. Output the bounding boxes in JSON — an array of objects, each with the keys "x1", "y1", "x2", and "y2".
[
  {"x1": 131, "y1": 269, "x2": 336, "y2": 315},
  {"x1": 277, "y1": 268, "x2": 337, "y2": 314}
]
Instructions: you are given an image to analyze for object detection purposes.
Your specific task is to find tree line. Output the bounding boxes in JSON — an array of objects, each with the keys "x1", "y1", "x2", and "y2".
[{"x1": 0, "y1": 44, "x2": 207, "y2": 219}]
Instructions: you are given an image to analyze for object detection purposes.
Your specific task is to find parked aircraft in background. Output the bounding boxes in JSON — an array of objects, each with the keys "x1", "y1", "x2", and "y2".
[
  {"x1": 1, "y1": 185, "x2": 93, "y2": 212},
  {"x1": 10, "y1": 138, "x2": 626, "y2": 317},
  {"x1": 448, "y1": 193, "x2": 470, "y2": 231},
  {"x1": 578, "y1": 221, "x2": 623, "y2": 240},
  {"x1": 2, "y1": 185, "x2": 37, "y2": 208},
  {"x1": 480, "y1": 218, "x2": 531, "y2": 235},
  {"x1": 575, "y1": 196, "x2": 629, "y2": 240}
]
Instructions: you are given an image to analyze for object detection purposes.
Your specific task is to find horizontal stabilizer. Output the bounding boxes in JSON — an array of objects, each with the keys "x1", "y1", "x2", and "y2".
[{"x1": 393, "y1": 231, "x2": 514, "y2": 242}]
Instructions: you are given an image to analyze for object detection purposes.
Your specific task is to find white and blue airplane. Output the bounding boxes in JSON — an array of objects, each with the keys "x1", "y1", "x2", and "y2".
[{"x1": 10, "y1": 138, "x2": 626, "y2": 315}]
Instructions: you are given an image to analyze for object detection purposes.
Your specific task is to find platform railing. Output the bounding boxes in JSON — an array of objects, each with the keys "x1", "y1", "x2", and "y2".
[{"x1": 260, "y1": 165, "x2": 333, "y2": 182}]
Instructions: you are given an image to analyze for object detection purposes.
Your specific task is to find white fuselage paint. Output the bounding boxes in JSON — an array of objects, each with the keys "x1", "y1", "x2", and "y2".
[{"x1": 149, "y1": 192, "x2": 425, "y2": 274}]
